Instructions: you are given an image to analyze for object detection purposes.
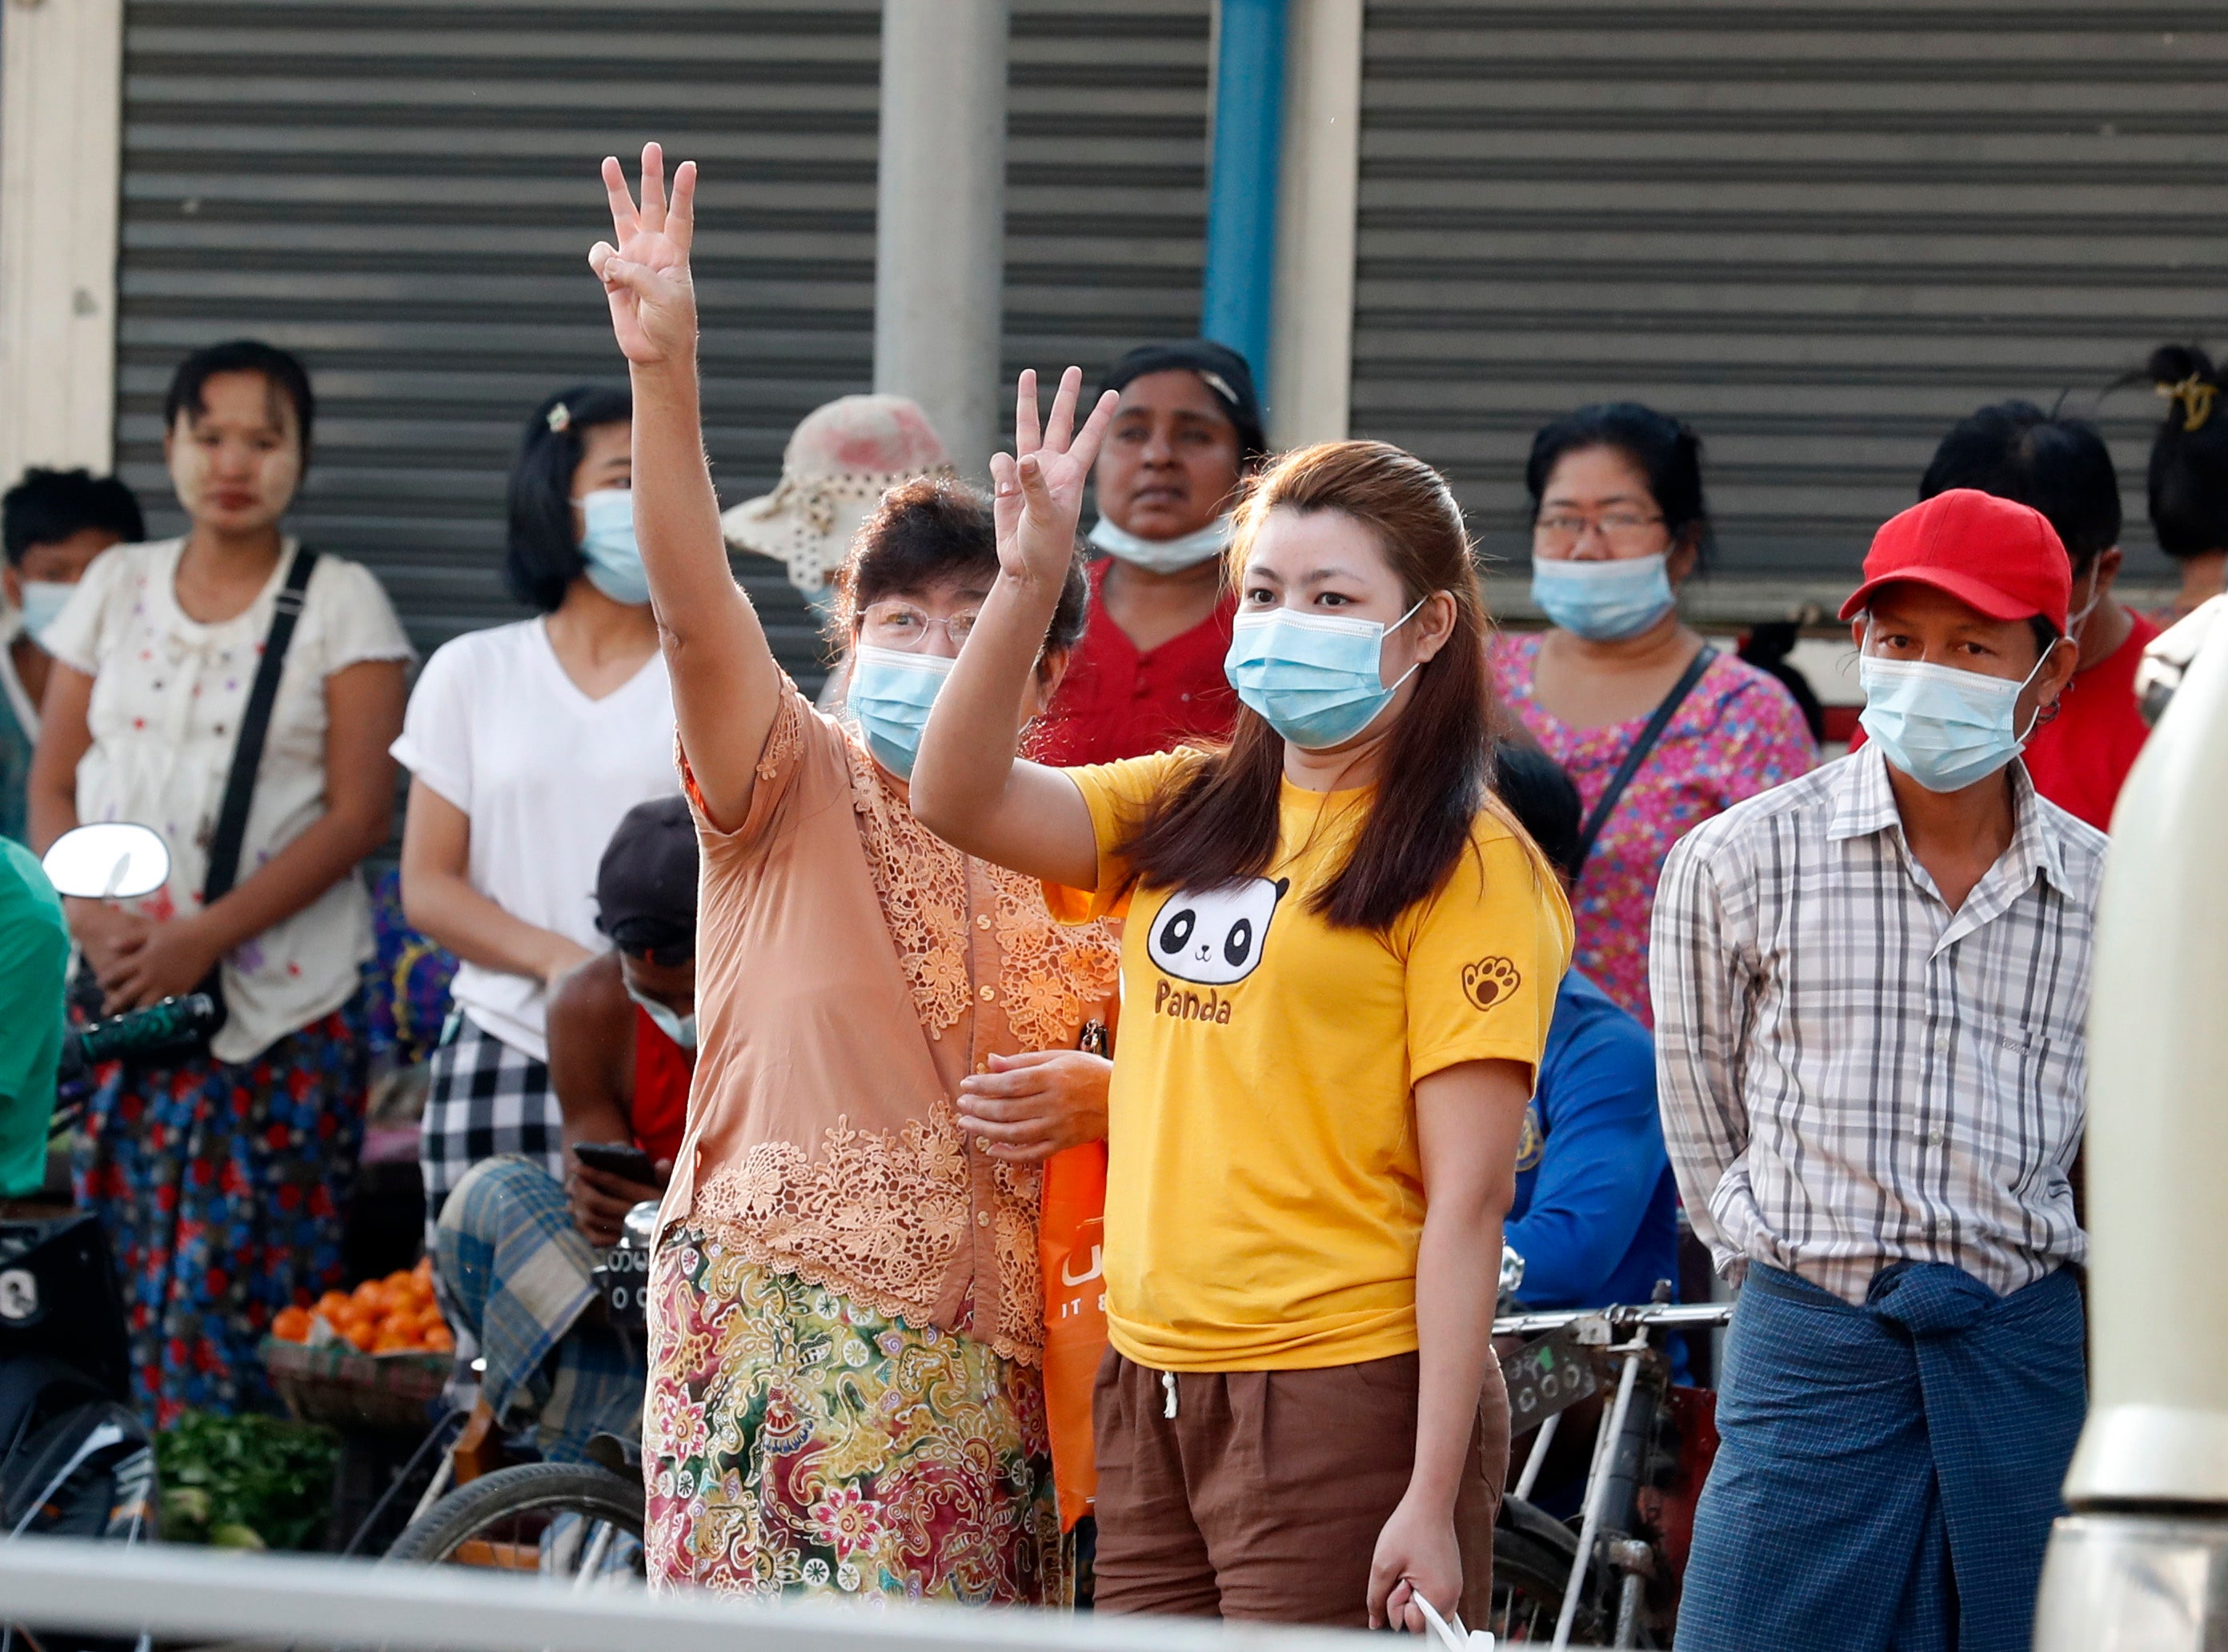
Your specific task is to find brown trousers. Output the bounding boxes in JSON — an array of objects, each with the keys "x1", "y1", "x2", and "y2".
[{"x1": 1091, "y1": 1348, "x2": 1510, "y2": 1626}]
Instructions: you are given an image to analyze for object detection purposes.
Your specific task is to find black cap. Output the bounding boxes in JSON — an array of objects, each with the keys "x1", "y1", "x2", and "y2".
[
  {"x1": 595, "y1": 795, "x2": 699, "y2": 956},
  {"x1": 1098, "y1": 341, "x2": 1268, "y2": 463}
]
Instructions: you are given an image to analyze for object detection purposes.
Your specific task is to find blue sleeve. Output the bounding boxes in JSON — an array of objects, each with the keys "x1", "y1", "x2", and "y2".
[{"x1": 1504, "y1": 1004, "x2": 1670, "y2": 1308}]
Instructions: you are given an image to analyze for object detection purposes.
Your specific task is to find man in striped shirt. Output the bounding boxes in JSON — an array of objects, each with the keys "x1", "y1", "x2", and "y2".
[{"x1": 1653, "y1": 489, "x2": 2102, "y2": 1652}]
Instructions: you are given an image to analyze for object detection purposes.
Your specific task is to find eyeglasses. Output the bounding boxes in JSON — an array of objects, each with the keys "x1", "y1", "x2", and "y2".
[
  {"x1": 860, "y1": 601, "x2": 980, "y2": 652},
  {"x1": 1533, "y1": 512, "x2": 1667, "y2": 555}
]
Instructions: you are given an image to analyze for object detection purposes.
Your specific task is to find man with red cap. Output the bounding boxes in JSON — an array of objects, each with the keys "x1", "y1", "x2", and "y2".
[{"x1": 1650, "y1": 489, "x2": 2100, "y2": 1652}]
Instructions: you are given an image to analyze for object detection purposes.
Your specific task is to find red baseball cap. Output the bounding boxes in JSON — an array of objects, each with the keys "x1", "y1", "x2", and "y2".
[{"x1": 1838, "y1": 487, "x2": 2072, "y2": 632}]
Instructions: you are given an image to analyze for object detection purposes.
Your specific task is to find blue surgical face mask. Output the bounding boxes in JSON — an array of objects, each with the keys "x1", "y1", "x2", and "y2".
[
  {"x1": 848, "y1": 644, "x2": 955, "y2": 780},
  {"x1": 16, "y1": 580, "x2": 75, "y2": 641},
  {"x1": 1088, "y1": 514, "x2": 1231, "y2": 575},
  {"x1": 1224, "y1": 599, "x2": 1425, "y2": 751},
  {"x1": 1530, "y1": 553, "x2": 1676, "y2": 641},
  {"x1": 1857, "y1": 647, "x2": 2050, "y2": 794},
  {"x1": 624, "y1": 980, "x2": 696, "y2": 1051},
  {"x1": 576, "y1": 488, "x2": 651, "y2": 606}
]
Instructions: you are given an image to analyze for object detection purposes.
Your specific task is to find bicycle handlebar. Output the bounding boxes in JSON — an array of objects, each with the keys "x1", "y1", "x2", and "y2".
[{"x1": 1493, "y1": 1301, "x2": 1733, "y2": 1338}]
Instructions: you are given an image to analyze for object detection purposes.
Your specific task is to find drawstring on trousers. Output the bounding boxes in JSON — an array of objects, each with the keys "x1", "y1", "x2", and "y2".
[{"x1": 1162, "y1": 1369, "x2": 1178, "y2": 1419}]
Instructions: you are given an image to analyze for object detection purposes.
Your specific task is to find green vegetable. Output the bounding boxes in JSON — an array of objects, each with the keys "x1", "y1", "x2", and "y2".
[{"x1": 155, "y1": 1411, "x2": 339, "y2": 1552}]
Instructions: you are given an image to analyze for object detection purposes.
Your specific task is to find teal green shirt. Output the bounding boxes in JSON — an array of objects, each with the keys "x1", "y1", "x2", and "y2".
[
  {"x1": 0, "y1": 662, "x2": 30, "y2": 845},
  {"x1": 0, "y1": 838, "x2": 68, "y2": 1198}
]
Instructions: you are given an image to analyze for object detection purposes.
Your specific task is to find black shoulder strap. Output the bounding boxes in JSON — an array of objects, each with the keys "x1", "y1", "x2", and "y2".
[
  {"x1": 1570, "y1": 644, "x2": 1717, "y2": 880},
  {"x1": 203, "y1": 546, "x2": 319, "y2": 907}
]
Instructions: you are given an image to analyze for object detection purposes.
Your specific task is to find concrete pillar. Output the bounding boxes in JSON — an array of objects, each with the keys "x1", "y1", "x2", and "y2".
[
  {"x1": 874, "y1": 0, "x2": 1009, "y2": 480},
  {"x1": 0, "y1": 0, "x2": 124, "y2": 481},
  {"x1": 1268, "y1": 0, "x2": 1362, "y2": 449}
]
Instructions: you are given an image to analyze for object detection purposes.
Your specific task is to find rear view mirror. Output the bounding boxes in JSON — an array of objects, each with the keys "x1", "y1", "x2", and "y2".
[{"x1": 40, "y1": 823, "x2": 171, "y2": 900}]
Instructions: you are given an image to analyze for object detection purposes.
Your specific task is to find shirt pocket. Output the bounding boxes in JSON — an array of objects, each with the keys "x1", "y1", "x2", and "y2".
[{"x1": 1959, "y1": 1010, "x2": 2083, "y2": 1199}]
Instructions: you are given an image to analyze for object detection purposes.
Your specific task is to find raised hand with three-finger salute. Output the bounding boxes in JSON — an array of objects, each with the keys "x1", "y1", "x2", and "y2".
[
  {"x1": 588, "y1": 144, "x2": 698, "y2": 367},
  {"x1": 988, "y1": 367, "x2": 1120, "y2": 587},
  {"x1": 586, "y1": 143, "x2": 783, "y2": 834},
  {"x1": 911, "y1": 369, "x2": 1120, "y2": 891}
]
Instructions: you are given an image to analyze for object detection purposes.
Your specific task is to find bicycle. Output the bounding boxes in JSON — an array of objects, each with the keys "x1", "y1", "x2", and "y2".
[
  {"x1": 377, "y1": 1198, "x2": 656, "y2": 1582},
  {"x1": 1485, "y1": 1297, "x2": 1733, "y2": 1648}
]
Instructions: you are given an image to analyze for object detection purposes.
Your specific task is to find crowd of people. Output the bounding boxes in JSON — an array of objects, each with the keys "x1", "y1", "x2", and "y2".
[{"x1": 1, "y1": 136, "x2": 2226, "y2": 1645}]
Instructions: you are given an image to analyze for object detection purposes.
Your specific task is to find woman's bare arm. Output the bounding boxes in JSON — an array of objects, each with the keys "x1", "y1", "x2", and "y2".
[
  {"x1": 29, "y1": 664, "x2": 146, "y2": 968},
  {"x1": 26, "y1": 663, "x2": 91, "y2": 854},
  {"x1": 399, "y1": 779, "x2": 591, "y2": 984},
  {"x1": 591, "y1": 143, "x2": 783, "y2": 832},
  {"x1": 910, "y1": 369, "x2": 1112, "y2": 888},
  {"x1": 1367, "y1": 1056, "x2": 1532, "y2": 1632}
]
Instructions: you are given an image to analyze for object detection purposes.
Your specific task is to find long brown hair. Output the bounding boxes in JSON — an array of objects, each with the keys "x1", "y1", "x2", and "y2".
[{"x1": 1117, "y1": 440, "x2": 1500, "y2": 931}]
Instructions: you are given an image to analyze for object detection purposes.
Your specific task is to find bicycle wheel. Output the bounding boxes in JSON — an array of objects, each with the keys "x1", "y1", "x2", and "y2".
[
  {"x1": 1488, "y1": 1527, "x2": 1611, "y2": 1645},
  {"x1": 384, "y1": 1462, "x2": 645, "y2": 1582}
]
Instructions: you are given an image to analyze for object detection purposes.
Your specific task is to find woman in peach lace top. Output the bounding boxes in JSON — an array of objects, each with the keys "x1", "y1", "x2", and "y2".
[{"x1": 591, "y1": 147, "x2": 1120, "y2": 1602}]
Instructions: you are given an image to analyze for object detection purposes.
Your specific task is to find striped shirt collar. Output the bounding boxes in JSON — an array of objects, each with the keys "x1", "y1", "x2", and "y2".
[{"x1": 1825, "y1": 738, "x2": 2073, "y2": 900}]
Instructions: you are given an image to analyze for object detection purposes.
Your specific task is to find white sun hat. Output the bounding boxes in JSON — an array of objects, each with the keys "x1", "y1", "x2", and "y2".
[{"x1": 720, "y1": 395, "x2": 954, "y2": 593}]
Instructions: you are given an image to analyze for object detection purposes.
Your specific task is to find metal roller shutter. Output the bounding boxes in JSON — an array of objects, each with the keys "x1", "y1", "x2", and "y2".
[
  {"x1": 1006, "y1": 1, "x2": 1209, "y2": 390},
  {"x1": 114, "y1": 0, "x2": 1209, "y2": 680},
  {"x1": 1352, "y1": 2, "x2": 2228, "y2": 615}
]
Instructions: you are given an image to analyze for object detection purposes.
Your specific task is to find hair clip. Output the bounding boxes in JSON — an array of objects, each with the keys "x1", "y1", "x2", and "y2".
[
  {"x1": 547, "y1": 403, "x2": 572, "y2": 434},
  {"x1": 2157, "y1": 375, "x2": 2216, "y2": 434}
]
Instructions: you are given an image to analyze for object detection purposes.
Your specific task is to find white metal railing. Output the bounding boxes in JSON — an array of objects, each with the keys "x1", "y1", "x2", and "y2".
[{"x1": 0, "y1": 1537, "x2": 1581, "y2": 1652}]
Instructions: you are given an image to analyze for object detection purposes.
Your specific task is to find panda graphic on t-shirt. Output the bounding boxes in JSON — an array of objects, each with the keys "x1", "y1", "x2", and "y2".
[{"x1": 1150, "y1": 877, "x2": 1290, "y2": 985}]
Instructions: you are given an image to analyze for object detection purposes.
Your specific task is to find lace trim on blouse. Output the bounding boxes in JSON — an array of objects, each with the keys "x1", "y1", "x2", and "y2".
[
  {"x1": 687, "y1": 708, "x2": 1117, "y2": 1365},
  {"x1": 691, "y1": 1097, "x2": 1048, "y2": 1365}
]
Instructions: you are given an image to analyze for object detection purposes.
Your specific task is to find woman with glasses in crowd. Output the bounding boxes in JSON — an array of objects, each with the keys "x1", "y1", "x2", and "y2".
[
  {"x1": 1491, "y1": 404, "x2": 1813, "y2": 1026},
  {"x1": 591, "y1": 146, "x2": 1120, "y2": 1603}
]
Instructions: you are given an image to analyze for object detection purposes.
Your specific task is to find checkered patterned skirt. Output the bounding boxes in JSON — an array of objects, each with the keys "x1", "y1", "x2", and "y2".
[{"x1": 418, "y1": 1014, "x2": 563, "y2": 1242}]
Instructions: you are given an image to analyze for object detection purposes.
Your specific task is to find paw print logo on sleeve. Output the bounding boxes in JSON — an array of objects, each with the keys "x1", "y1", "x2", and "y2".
[{"x1": 1461, "y1": 956, "x2": 1522, "y2": 1012}]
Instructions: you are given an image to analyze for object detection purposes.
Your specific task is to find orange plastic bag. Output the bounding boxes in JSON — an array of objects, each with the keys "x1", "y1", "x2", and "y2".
[{"x1": 1040, "y1": 1141, "x2": 1109, "y2": 1531}]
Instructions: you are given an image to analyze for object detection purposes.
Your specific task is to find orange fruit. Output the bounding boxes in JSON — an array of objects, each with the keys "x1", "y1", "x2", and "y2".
[
  {"x1": 315, "y1": 1291, "x2": 351, "y2": 1319},
  {"x1": 272, "y1": 1306, "x2": 312, "y2": 1343},
  {"x1": 343, "y1": 1320, "x2": 379, "y2": 1353},
  {"x1": 413, "y1": 1256, "x2": 434, "y2": 1281},
  {"x1": 423, "y1": 1325, "x2": 455, "y2": 1353},
  {"x1": 383, "y1": 1269, "x2": 416, "y2": 1293}
]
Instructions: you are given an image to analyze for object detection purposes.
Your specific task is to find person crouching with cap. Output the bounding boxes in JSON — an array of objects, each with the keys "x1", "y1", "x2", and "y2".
[
  {"x1": 428, "y1": 796, "x2": 698, "y2": 1465},
  {"x1": 549, "y1": 792, "x2": 699, "y2": 1243},
  {"x1": 1030, "y1": 340, "x2": 1268, "y2": 766},
  {"x1": 1652, "y1": 488, "x2": 2098, "y2": 1652}
]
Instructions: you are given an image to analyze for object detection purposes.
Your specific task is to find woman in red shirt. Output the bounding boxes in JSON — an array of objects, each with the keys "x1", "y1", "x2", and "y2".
[{"x1": 1031, "y1": 341, "x2": 1266, "y2": 765}]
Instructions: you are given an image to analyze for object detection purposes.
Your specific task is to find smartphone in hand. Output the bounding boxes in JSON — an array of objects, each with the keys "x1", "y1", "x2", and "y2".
[{"x1": 573, "y1": 1141, "x2": 660, "y2": 1185}]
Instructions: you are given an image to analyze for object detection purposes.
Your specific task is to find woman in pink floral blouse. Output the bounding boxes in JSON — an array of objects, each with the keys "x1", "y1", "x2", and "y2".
[{"x1": 1491, "y1": 403, "x2": 1814, "y2": 1025}]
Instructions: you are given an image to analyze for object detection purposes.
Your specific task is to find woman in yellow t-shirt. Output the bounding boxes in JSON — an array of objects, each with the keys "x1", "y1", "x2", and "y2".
[{"x1": 912, "y1": 371, "x2": 1573, "y2": 1632}]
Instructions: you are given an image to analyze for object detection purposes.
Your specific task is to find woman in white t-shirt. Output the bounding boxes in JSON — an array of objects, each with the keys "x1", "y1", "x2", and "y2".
[
  {"x1": 393, "y1": 386, "x2": 677, "y2": 1233},
  {"x1": 29, "y1": 340, "x2": 414, "y2": 1422}
]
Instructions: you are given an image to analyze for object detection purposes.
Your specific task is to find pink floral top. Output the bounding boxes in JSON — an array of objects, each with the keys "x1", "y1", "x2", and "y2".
[{"x1": 1492, "y1": 633, "x2": 1815, "y2": 1026}]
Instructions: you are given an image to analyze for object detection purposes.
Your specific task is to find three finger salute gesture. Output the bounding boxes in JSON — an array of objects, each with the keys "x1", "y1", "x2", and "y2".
[
  {"x1": 990, "y1": 368, "x2": 1119, "y2": 589},
  {"x1": 590, "y1": 142, "x2": 699, "y2": 367}
]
